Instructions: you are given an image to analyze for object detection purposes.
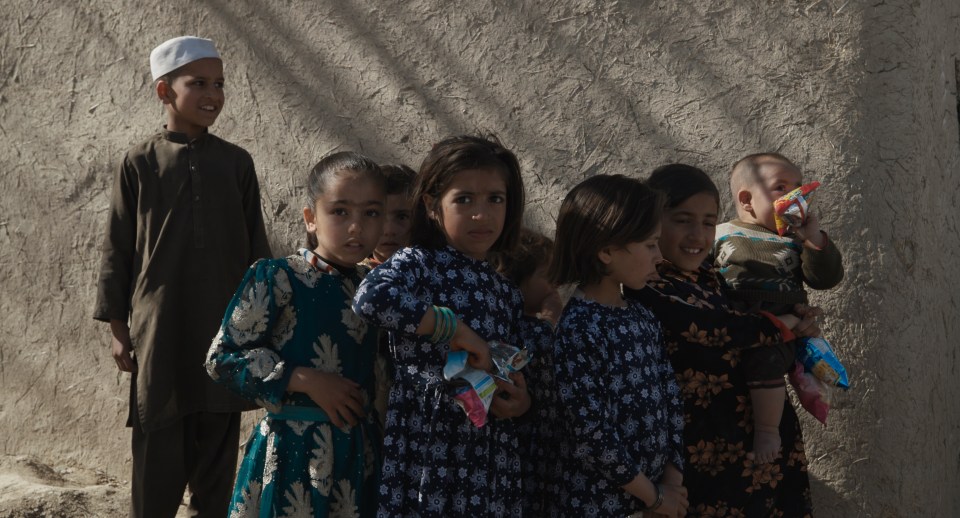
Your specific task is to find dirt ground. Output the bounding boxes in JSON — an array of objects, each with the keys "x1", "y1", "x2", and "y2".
[{"x1": 2, "y1": 0, "x2": 960, "y2": 516}]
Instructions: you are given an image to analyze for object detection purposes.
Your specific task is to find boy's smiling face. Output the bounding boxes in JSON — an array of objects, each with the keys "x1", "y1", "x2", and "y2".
[
  {"x1": 737, "y1": 159, "x2": 802, "y2": 231},
  {"x1": 158, "y1": 57, "x2": 224, "y2": 139}
]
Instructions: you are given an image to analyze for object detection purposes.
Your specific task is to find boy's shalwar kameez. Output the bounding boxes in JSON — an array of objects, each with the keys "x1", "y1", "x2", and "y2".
[{"x1": 94, "y1": 128, "x2": 271, "y2": 517}]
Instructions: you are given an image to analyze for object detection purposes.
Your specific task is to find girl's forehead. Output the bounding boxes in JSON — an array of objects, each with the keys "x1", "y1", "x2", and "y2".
[{"x1": 445, "y1": 167, "x2": 508, "y2": 191}]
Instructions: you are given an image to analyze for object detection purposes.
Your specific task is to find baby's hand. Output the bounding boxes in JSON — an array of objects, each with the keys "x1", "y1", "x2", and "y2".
[
  {"x1": 794, "y1": 212, "x2": 825, "y2": 248},
  {"x1": 792, "y1": 304, "x2": 823, "y2": 338}
]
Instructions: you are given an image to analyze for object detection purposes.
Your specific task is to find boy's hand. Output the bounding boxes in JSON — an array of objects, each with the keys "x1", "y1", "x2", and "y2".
[
  {"x1": 490, "y1": 372, "x2": 531, "y2": 418},
  {"x1": 794, "y1": 212, "x2": 826, "y2": 249},
  {"x1": 289, "y1": 367, "x2": 365, "y2": 428},
  {"x1": 110, "y1": 320, "x2": 137, "y2": 373}
]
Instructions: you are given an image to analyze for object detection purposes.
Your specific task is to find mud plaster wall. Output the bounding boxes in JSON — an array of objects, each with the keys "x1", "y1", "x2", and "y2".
[{"x1": 1, "y1": 0, "x2": 958, "y2": 515}]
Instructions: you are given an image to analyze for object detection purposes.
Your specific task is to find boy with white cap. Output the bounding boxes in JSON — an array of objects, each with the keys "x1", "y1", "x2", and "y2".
[{"x1": 94, "y1": 36, "x2": 271, "y2": 518}]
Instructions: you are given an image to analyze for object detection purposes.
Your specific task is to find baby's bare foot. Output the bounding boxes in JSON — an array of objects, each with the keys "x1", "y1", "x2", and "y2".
[{"x1": 749, "y1": 425, "x2": 781, "y2": 464}]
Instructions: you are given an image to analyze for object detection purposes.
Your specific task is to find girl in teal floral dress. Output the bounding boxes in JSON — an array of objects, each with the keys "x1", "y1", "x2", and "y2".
[{"x1": 206, "y1": 152, "x2": 386, "y2": 517}]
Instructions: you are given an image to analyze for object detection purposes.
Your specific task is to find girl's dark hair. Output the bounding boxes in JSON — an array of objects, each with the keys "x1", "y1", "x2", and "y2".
[
  {"x1": 489, "y1": 227, "x2": 554, "y2": 286},
  {"x1": 647, "y1": 163, "x2": 720, "y2": 209},
  {"x1": 381, "y1": 164, "x2": 417, "y2": 196},
  {"x1": 549, "y1": 174, "x2": 665, "y2": 286},
  {"x1": 410, "y1": 134, "x2": 525, "y2": 254},
  {"x1": 304, "y1": 151, "x2": 385, "y2": 250}
]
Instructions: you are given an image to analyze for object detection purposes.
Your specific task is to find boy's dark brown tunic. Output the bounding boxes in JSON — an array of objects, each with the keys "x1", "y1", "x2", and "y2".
[{"x1": 94, "y1": 129, "x2": 271, "y2": 432}]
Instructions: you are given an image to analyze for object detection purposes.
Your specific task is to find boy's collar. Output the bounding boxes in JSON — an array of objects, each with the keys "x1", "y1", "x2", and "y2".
[{"x1": 162, "y1": 126, "x2": 210, "y2": 144}]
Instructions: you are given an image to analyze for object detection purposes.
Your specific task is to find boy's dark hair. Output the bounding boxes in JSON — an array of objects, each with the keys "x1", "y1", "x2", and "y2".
[
  {"x1": 305, "y1": 151, "x2": 385, "y2": 250},
  {"x1": 549, "y1": 174, "x2": 665, "y2": 286},
  {"x1": 490, "y1": 227, "x2": 554, "y2": 286},
  {"x1": 730, "y1": 152, "x2": 798, "y2": 195},
  {"x1": 647, "y1": 163, "x2": 720, "y2": 209},
  {"x1": 381, "y1": 164, "x2": 417, "y2": 196},
  {"x1": 410, "y1": 134, "x2": 525, "y2": 254}
]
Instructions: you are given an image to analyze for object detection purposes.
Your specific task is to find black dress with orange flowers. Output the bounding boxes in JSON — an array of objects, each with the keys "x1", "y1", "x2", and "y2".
[{"x1": 627, "y1": 261, "x2": 814, "y2": 518}]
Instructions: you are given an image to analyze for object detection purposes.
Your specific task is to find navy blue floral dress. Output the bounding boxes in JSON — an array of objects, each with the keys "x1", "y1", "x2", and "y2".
[
  {"x1": 514, "y1": 316, "x2": 558, "y2": 517},
  {"x1": 352, "y1": 245, "x2": 526, "y2": 517},
  {"x1": 549, "y1": 293, "x2": 685, "y2": 517}
]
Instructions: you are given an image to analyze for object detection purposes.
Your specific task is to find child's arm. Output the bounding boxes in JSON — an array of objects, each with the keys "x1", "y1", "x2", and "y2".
[
  {"x1": 205, "y1": 260, "x2": 299, "y2": 413},
  {"x1": 414, "y1": 306, "x2": 492, "y2": 371},
  {"x1": 795, "y1": 213, "x2": 844, "y2": 290},
  {"x1": 622, "y1": 472, "x2": 689, "y2": 516},
  {"x1": 286, "y1": 366, "x2": 365, "y2": 428},
  {"x1": 94, "y1": 155, "x2": 138, "y2": 325},
  {"x1": 353, "y1": 249, "x2": 492, "y2": 370},
  {"x1": 238, "y1": 154, "x2": 272, "y2": 262},
  {"x1": 109, "y1": 320, "x2": 137, "y2": 373}
]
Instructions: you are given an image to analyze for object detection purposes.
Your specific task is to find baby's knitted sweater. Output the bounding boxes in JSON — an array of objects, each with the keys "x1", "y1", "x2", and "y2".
[{"x1": 713, "y1": 219, "x2": 843, "y2": 312}]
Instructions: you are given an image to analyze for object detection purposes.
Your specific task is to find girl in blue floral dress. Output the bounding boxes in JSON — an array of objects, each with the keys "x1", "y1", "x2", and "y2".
[
  {"x1": 547, "y1": 174, "x2": 688, "y2": 517},
  {"x1": 352, "y1": 135, "x2": 533, "y2": 517},
  {"x1": 206, "y1": 152, "x2": 386, "y2": 517}
]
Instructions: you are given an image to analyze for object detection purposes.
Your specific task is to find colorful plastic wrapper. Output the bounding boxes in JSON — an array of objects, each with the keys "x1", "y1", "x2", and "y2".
[
  {"x1": 789, "y1": 361, "x2": 832, "y2": 424},
  {"x1": 796, "y1": 336, "x2": 849, "y2": 389},
  {"x1": 443, "y1": 342, "x2": 531, "y2": 428},
  {"x1": 773, "y1": 181, "x2": 820, "y2": 236}
]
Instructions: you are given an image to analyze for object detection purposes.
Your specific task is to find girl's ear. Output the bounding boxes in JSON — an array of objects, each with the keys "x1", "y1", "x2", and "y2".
[
  {"x1": 303, "y1": 206, "x2": 317, "y2": 232},
  {"x1": 597, "y1": 246, "x2": 614, "y2": 265},
  {"x1": 422, "y1": 194, "x2": 436, "y2": 220}
]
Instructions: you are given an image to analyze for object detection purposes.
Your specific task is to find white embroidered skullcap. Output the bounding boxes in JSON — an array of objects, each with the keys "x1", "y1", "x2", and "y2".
[{"x1": 150, "y1": 36, "x2": 221, "y2": 80}]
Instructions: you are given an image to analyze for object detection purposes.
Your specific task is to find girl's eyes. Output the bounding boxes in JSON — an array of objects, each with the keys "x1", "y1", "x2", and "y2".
[
  {"x1": 395, "y1": 213, "x2": 410, "y2": 221},
  {"x1": 489, "y1": 195, "x2": 505, "y2": 203},
  {"x1": 331, "y1": 208, "x2": 348, "y2": 216},
  {"x1": 365, "y1": 209, "x2": 381, "y2": 217},
  {"x1": 452, "y1": 195, "x2": 472, "y2": 204}
]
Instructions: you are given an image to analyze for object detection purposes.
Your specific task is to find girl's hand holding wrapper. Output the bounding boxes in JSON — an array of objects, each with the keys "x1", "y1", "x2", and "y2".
[
  {"x1": 443, "y1": 342, "x2": 532, "y2": 427},
  {"x1": 775, "y1": 184, "x2": 851, "y2": 424}
]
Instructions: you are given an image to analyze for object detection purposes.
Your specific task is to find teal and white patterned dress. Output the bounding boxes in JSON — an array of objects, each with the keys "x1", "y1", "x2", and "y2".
[{"x1": 206, "y1": 248, "x2": 380, "y2": 518}]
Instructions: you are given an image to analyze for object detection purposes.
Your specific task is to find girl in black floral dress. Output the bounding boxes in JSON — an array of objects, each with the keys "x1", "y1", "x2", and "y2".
[
  {"x1": 626, "y1": 164, "x2": 816, "y2": 517},
  {"x1": 547, "y1": 175, "x2": 688, "y2": 517}
]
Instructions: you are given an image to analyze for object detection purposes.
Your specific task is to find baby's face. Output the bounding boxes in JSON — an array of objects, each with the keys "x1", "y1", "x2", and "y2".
[{"x1": 746, "y1": 160, "x2": 802, "y2": 231}]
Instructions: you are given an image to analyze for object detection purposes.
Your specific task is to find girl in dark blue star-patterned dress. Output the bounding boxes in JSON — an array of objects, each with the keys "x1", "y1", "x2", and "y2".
[
  {"x1": 546, "y1": 175, "x2": 688, "y2": 517},
  {"x1": 353, "y1": 135, "x2": 534, "y2": 517}
]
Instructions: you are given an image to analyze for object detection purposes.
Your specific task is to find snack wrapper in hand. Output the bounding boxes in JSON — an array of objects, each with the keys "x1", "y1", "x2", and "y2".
[
  {"x1": 789, "y1": 361, "x2": 832, "y2": 424},
  {"x1": 443, "y1": 342, "x2": 531, "y2": 428},
  {"x1": 773, "y1": 181, "x2": 820, "y2": 236},
  {"x1": 797, "y1": 336, "x2": 849, "y2": 389}
]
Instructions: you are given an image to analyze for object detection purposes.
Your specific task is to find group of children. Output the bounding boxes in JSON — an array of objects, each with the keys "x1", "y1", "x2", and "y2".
[{"x1": 96, "y1": 36, "x2": 842, "y2": 518}]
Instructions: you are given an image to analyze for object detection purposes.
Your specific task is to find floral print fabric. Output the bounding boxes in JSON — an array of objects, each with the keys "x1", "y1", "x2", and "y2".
[
  {"x1": 206, "y1": 249, "x2": 380, "y2": 517},
  {"x1": 548, "y1": 294, "x2": 684, "y2": 517},
  {"x1": 627, "y1": 261, "x2": 814, "y2": 517},
  {"x1": 352, "y1": 245, "x2": 526, "y2": 518}
]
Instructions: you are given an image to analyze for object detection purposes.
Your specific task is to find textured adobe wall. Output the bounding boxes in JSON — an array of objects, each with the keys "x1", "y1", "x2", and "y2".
[{"x1": 1, "y1": 0, "x2": 958, "y2": 515}]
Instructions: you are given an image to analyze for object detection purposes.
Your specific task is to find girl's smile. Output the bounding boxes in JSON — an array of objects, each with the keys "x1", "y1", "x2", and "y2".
[{"x1": 659, "y1": 192, "x2": 718, "y2": 273}]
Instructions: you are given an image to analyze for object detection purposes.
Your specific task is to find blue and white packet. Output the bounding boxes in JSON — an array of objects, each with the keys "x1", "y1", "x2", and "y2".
[{"x1": 796, "y1": 337, "x2": 849, "y2": 389}]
